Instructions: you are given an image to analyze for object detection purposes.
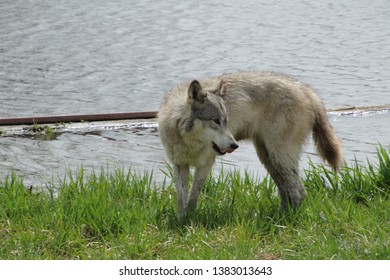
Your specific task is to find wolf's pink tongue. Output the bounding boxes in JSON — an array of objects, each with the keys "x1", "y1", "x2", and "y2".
[{"x1": 221, "y1": 147, "x2": 236, "y2": 154}]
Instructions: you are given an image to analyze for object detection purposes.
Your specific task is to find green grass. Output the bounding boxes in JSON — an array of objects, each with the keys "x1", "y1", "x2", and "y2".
[{"x1": 0, "y1": 146, "x2": 389, "y2": 260}]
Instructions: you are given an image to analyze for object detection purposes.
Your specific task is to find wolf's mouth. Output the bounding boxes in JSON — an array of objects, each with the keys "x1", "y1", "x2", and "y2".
[{"x1": 212, "y1": 142, "x2": 237, "y2": 155}]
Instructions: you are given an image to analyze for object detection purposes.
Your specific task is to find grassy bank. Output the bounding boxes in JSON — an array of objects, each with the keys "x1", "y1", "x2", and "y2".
[{"x1": 0, "y1": 146, "x2": 389, "y2": 260}]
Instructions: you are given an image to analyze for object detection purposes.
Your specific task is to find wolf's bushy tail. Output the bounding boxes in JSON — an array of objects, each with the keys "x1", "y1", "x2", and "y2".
[{"x1": 313, "y1": 108, "x2": 343, "y2": 171}]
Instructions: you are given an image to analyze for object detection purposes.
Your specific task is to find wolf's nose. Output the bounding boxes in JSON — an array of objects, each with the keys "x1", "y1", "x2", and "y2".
[{"x1": 231, "y1": 143, "x2": 239, "y2": 150}]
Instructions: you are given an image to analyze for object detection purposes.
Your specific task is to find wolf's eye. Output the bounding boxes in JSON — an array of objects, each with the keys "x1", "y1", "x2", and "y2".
[{"x1": 212, "y1": 119, "x2": 221, "y2": 125}]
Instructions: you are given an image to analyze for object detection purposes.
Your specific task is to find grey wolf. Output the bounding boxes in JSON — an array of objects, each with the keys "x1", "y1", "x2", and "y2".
[{"x1": 158, "y1": 71, "x2": 342, "y2": 219}]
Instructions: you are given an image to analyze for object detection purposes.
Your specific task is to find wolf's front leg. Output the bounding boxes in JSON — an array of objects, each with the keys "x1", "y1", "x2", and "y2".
[
  {"x1": 173, "y1": 165, "x2": 190, "y2": 219},
  {"x1": 187, "y1": 161, "x2": 214, "y2": 214}
]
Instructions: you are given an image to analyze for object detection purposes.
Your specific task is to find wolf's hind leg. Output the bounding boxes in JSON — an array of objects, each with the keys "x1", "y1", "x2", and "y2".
[
  {"x1": 253, "y1": 138, "x2": 306, "y2": 209},
  {"x1": 271, "y1": 164, "x2": 306, "y2": 209},
  {"x1": 173, "y1": 165, "x2": 190, "y2": 219}
]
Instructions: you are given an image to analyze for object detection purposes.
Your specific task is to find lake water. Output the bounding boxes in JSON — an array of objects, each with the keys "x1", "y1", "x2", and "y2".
[{"x1": 1, "y1": 0, "x2": 389, "y2": 186}]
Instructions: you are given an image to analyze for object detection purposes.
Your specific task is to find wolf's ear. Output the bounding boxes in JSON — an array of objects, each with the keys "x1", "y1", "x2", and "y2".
[
  {"x1": 188, "y1": 80, "x2": 206, "y2": 104},
  {"x1": 216, "y1": 79, "x2": 225, "y2": 96}
]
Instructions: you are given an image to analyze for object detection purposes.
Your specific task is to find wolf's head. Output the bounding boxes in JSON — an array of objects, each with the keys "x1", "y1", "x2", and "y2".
[{"x1": 184, "y1": 80, "x2": 239, "y2": 155}]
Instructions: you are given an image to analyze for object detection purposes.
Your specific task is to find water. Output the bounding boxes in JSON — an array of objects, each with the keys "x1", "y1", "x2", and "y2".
[{"x1": 1, "y1": 0, "x2": 389, "y2": 185}]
